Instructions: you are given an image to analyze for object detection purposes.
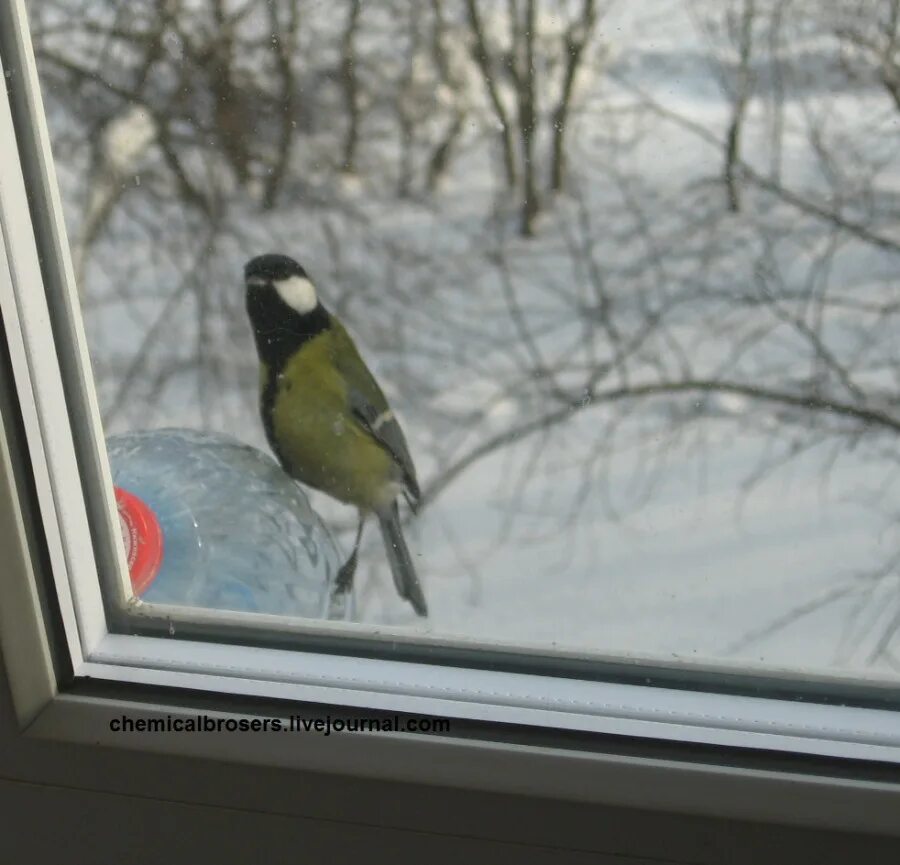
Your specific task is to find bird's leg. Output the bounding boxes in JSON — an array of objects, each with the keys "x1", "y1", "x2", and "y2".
[{"x1": 330, "y1": 512, "x2": 366, "y2": 616}]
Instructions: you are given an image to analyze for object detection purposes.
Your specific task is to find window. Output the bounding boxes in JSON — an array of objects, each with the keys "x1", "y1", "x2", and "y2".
[{"x1": 2, "y1": 0, "x2": 900, "y2": 797}]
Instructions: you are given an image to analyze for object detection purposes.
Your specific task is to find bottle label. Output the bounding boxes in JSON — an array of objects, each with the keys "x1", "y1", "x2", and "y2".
[{"x1": 114, "y1": 486, "x2": 164, "y2": 596}]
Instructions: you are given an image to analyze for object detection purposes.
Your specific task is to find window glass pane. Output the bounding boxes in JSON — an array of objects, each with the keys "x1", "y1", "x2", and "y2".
[{"x1": 26, "y1": 0, "x2": 900, "y2": 684}]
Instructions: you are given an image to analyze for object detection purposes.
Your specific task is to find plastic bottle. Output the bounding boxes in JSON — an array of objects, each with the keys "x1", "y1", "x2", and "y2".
[{"x1": 107, "y1": 428, "x2": 348, "y2": 620}]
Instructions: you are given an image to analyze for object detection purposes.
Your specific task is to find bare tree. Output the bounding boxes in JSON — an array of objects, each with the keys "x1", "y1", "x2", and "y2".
[
  {"x1": 425, "y1": 0, "x2": 470, "y2": 190},
  {"x1": 724, "y1": 0, "x2": 757, "y2": 210},
  {"x1": 830, "y1": 0, "x2": 900, "y2": 111},
  {"x1": 465, "y1": 0, "x2": 519, "y2": 188},
  {"x1": 263, "y1": 0, "x2": 302, "y2": 208},
  {"x1": 692, "y1": 0, "x2": 760, "y2": 211},
  {"x1": 508, "y1": 0, "x2": 540, "y2": 234},
  {"x1": 29, "y1": 0, "x2": 900, "y2": 660},
  {"x1": 549, "y1": 0, "x2": 598, "y2": 193},
  {"x1": 339, "y1": 0, "x2": 363, "y2": 173},
  {"x1": 464, "y1": 0, "x2": 608, "y2": 234}
]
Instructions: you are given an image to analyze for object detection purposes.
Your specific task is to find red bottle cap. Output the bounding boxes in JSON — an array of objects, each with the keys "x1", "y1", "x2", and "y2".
[{"x1": 114, "y1": 486, "x2": 164, "y2": 596}]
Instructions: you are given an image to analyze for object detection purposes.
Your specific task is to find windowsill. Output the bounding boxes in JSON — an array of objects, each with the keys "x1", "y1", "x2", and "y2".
[{"x1": 13, "y1": 678, "x2": 900, "y2": 839}]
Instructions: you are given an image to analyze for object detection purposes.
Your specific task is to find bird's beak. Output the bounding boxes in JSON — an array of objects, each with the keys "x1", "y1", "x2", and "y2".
[{"x1": 246, "y1": 276, "x2": 268, "y2": 288}]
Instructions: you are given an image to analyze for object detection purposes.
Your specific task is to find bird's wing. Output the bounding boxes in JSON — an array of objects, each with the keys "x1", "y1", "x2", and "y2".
[
  {"x1": 330, "y1": 320, "x2": 421, "y2": 506},
  {"x1": 347, "y1": 386, "x2": 420, "y2": 505}
]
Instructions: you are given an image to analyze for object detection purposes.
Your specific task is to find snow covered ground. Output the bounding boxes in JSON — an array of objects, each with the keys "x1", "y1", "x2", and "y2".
[{"x1": 33, "y1": 0, "x2": 900, "y2": 683}]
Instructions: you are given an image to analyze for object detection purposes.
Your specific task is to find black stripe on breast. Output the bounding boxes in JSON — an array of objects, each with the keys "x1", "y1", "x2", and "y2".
[
  {"x1": 259, "y1": 364, "x2": 285, "y2": 468},
  {"x1": 248, "y1": 297, "x2": 331, "y2": 472}
]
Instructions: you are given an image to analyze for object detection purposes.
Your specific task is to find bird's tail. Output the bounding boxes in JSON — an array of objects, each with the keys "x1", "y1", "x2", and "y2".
[{"x1": 378, "y1": 503, "x2": 428, "y2": 617}]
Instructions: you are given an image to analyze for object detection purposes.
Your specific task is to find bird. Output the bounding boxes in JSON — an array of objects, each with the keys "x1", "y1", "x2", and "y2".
[{"x1": 243, "y1": 253, "x2": 428, "y2": 617}]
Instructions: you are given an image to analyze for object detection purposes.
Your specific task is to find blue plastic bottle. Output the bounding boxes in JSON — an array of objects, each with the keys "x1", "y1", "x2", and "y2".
[{"x1": 107, "y1": 428, "x2": 348, "y2": 620}]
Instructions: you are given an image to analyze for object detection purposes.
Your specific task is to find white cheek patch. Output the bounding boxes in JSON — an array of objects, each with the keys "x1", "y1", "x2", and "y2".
[{"x1": 273, "y1": 275, "x2": 317, "y2": 313}]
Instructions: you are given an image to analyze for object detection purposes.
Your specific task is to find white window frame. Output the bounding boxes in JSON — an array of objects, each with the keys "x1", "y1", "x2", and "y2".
[{"x1": 1, "y1": 0, "x2": 899, "y2": 837}]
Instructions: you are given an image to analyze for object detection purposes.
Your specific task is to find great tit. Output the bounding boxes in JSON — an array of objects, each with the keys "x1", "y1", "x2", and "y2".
[{"x1": 244, "y1": 253, "x2": 428, "y2": 617}]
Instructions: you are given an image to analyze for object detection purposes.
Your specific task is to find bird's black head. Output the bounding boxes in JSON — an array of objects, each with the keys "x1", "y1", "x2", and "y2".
[
  {"x1": 245, "y1": 253, "x2": 307, "y2": 284},
  {"x1": 244, "y1": 253, "x2": 318, "y2": 316}
]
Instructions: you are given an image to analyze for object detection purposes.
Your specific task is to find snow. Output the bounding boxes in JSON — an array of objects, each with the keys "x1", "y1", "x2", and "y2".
[{"x1": 33, "y1": 0, "x2": 900, "y2": 683}]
